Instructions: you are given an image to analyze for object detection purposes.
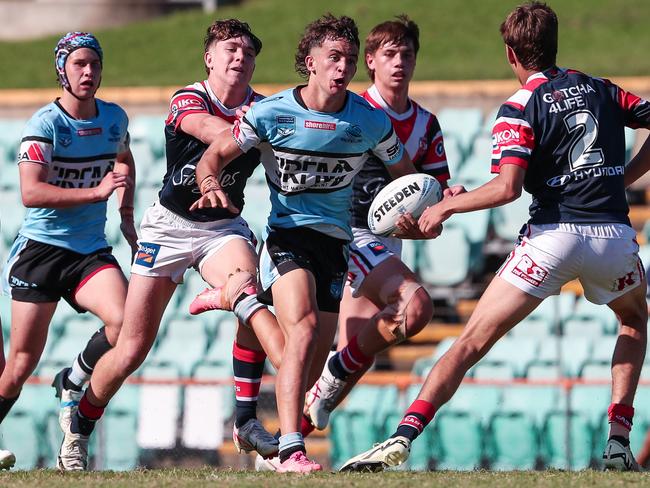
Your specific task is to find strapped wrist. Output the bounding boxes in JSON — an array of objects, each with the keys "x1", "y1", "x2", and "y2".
[{"x1": 199, "y1": 175, "x2": 221, "y2": 195}]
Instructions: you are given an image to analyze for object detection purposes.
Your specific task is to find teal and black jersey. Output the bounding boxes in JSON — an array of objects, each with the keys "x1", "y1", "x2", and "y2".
[
  {"x1": 233, "y1": 87, "x2": 404, "y2": 240},
  {"x1": 16, "y1": 99, "x2": 129, "y2": 254}
]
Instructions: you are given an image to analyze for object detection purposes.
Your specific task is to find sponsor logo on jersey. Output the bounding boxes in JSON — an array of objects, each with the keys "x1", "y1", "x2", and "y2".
[
  {"x1": 274, "y1": 156, "x2": 355, "y2": 188},
  {"x1": 435, "y1": 140, "x2": 445, "y2": 157},
  {"x1": 546, "y1": 174, "x2": 572, "y2": 187},
  {"x1": 276, "y1": 115, "x2": 295, "y2": 136},
  {"x1": 77, "y1": 127, "x2": 102, "y2": 137},
  {"x1": 368, "y1": 241, "x2": 388, "y2": 256},
  {"x1": 170, "y1": 95, "x2": 205, "y2": 116},
  {"x1": 386, "y1": 142, "x2": 401, "y2": 160},
  {"x1": 57, "y1": 125, "x2": 72, "y2": 147},
  {"x1": 49, "y1": 161, "x2": 114, "y2": 188},
  {"x1": 543, "y1": 84, "x2": 595, "y2": 114},
  {"x1": 135, "y1": 242, "x2": 161, "y2": 268},
  {"x1": 493, "y1": 128, "x2": 521, "y2": 144},
  {"x1": 305, "y1": 120, "x2": 336, "y2": 131},
  {"x1": 511, "y1": 254, "x2": 548, "y2": 287},
  {"x1": 19, "y1": 142, "x2": 48, "y2": 164},
  {"x1": 9, "y1": 275, "x2": 31, "y2": 288}
]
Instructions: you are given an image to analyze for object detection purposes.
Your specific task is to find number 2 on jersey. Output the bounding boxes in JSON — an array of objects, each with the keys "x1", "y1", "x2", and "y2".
[{"x1": 564, "y1": 109, "x2": 604, "y2": 171}]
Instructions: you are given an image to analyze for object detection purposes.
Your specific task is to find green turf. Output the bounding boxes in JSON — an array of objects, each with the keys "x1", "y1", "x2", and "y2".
[
  {"x1": 3, "y1": 0, "x2": 650, "y2": 88},
  {"x1": 0, "y1": 469, "x2": 649, "y2": 488}
]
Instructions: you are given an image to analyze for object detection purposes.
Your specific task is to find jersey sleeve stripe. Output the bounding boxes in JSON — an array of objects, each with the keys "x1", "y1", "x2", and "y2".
[
  {"x1": 497, "y1": 155, "x2": 528, "y2": 169},
  {"x1": 21, "y1": 136, "x2": 53, "y2": 144}
]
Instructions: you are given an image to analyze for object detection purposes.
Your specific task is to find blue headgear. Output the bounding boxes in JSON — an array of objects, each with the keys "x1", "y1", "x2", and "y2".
[{"x1": 54, "y1": 32, "x2": 103, "y2": 89}]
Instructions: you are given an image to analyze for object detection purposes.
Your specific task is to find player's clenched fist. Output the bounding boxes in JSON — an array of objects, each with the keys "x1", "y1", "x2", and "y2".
[{"x1": 95, "y1": 171, "x2": 131, "y2": 200}]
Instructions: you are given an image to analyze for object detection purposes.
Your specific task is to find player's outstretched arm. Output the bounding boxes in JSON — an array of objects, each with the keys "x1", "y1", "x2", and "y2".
[
  {"x1": 19, "y1": 161, "x2": 130, "y2": 209},
  {"x1": 386, "y1": 153, "x2": 417, "y2": 179},
  {"x1": 190, "y1": 129, "x2": 243, "y2": 212},
  {"x1": 180, "y1": 112, "x2": 232, "y2": 145},
  {"x1": 418, "y1": 164, "x2": 525, "y2": 237},
  {"x1": 625, "y1": 134, "x2": 650, "y2": 188},
  {"x1": 114, "y1": 148, "x2": 138, "y2": 254}
]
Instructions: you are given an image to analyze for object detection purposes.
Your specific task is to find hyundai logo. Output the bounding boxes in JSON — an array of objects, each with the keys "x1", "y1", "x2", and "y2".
[{"x1": 547, "y1": 174, "x2": 572, "y2": 187}]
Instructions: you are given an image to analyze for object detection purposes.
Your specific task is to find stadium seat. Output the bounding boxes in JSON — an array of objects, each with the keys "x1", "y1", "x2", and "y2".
[
  {"x1": 418, "y1": 224, "x2": 471, "y2": 287},
  {"x1": 441, "y1": 133, "x2": 464, "y2": 179},
  {"x1": 528, "y1": 291, "x2": 576, "y2": 325},
  {"x1": 129, "y1": 115, "x2": 166, "y2": 160},
  {"x1": 436, "y1": 108, "x2": 483, "y2": 158},
  {"x1": 480, "y1": 336, "x2": 538, "y2": 377},
  {"x1": 471, "y1": 361, "x2": 515, "y2": 381},
  {"x1": 43, "y1": 317, "x2": 103, "y2": 365},
  {"x1": 434, "y1": 410, "x2": 483, "y2": 470},
  {"x1": 149, "y1": 317, "x2": 209, "y2": 376},
  {"x1": 135, "y1": 185, "x2": 160, "y2": 223},
  {"x1": 562, "y1": 316, "x2": 606, "y2": 337},
  {"x1": 0, "y1": 189, "x2": 26, "y2": 244},
  {"x1": 525, "y1": 360, "x2": 562, "y2": 380},
  {"x1": 487, "y1": 412, "x2": 538, "y2": 470},
  {"x1": 203, "y1": 315, "x2": 237, "y2": 366},
  {"x1": 446, "y1": 209, "x2": 491, "y2": 271},
  {"x1": 137, "y1": 362, "x2": 182, "y2": 449},
  {"x1": 502, "y1": 386, "x2": 563, "y2": 427},
  {"x1": 401, "y1": 239, "x2": 419, "y2": 273},
  {"x1": 580, "y1": 361, "x2": 611, "y2": 380},
  {"x1": 590, "y1": 336, "x2": 618, "y2": 363},
  {"x1": 12, "y1": 383, "x2": 56, "y2": 428},
  {"x1": 443, "y1": 384, "x2": 502, "y2": 426},
  {"x1": 0, "y1": 119, "x2": 26, "y2": 168},
  {"x1": 181, "y1": 362, "x2": 232, "y2": 449},
  {"x1": 491, "y1": 192, "x2": 533, "y2": 243},
  {"x1": 571, "y1": 297, "x2": 619, "y2": 334},
  {"x1": 0, "y1": 159, "x2": 20, "y2": 190},
  {"x1": 509, "y1": 315, "x2": 556, "y2": 337},
  {"x1": 240, "y1": 181, "x2": 271, "y2": 239},
  {"x1": 0, "y1": 409, "x2": 41, "y2": 469},
  {"x1": 537, "y1": 336, "x2": 591, "y2": 377},
  {"x1": 457, "y1": 135, "x2": 494, "y2": 186},
  {"x1": 102, "y1": 411, "x2": 140, "y2": 470},
  {"x1": 542, "y1": 411, "x2": 593, "y2": 469}
]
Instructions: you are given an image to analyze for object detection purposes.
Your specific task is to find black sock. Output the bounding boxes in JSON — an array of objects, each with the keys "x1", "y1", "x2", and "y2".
[
  {"x1": 279, "y1": 444, "x2": 305, "y2": 463},
  {"x1": 0, "y1": 394, "x2": 19, "y2": 423},
  {"x1": 611, "y1": 435, "x2": 630, "y2": 447},
  {"x1": 62, "y1": 369, "x2": 82, "y2": 392},
  {"x1": 327, "y1": 353, "x2": 348, "y2": 381},
  {"x1": 72, "y1": 411, "x2": 97, "y2": 436},
  {"x1": 392, "y1": 411, "x2": 428, "y2": 442}
]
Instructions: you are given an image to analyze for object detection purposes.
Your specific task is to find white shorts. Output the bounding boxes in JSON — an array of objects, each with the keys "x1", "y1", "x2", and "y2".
[
  {"x1": 132, "y1": 201, "x2": 256, "y2": 284},
  {"x1": 347, "y1": 227, "x2": 402, "y2": 297},
  {"x1": 497, "y1": 223, "x2": 644, "y2": 304}
]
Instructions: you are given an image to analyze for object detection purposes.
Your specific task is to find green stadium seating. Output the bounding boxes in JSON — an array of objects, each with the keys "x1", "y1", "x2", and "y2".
[
  {"x1": 203, "y1": 316, "x2": 237, "y2": 365},
  {"x1": 525, "y1": 360, "x2": 562, "y2": 380},
  {"x1": 435, "y1": 411, "x2": 483, "y2": 470},
  {"x1": 580, "y1": 361, "x2": 611, "y2": 380},
  {"x1": 240, "y1": 181, "x2": 271, "y2": 239},
  {"x1": 471, "y1": 362, "x2": 515, "y2": 381},
  {"x1": 501, "y1": 386, "x2": 563, "y2": 427},
  {"x1": 443, "y1": 384, "x2": 502, "y2": 426},
  {"x1": 457, "y1": 135, "x2": 493, "y2": 186},
  {"x1": 129, "y1": 115, "x2": 166, "y2": 160},
  {"x1": 487, "y1": 412, "x2": 538, "y2": 470},
  {"x1": 0, "y1": 119, "x2": 26, "y2": 168},
  {"x1": 0, "y1": 189, "x2": 25, "y2": 244},
  {"x1": 480, "y1": 337, "x2": 538, "y2": 377},
  {"x1": 0, "y1": 159, "x2": 20, "y2": 190},
  {"x1": 442, "y1": 133, "x2": 464, "y2": 179},
  {"x1": 43, "y1": 317, "x2": 102, "y2": 365},
  {"x1": 134, "y1": 185, "x2": 160, "y2": 223},
  {"x1": 509, "y1": 315, "x2": 556, "y2": 338},
  {"x1": 418, "y1": 224, "x2": 471, "y2": 287},
  {"x1": 102, "y1": 411, "x2": 140, "y2": 470},
  {"x1": 491, "y1": 192, "x2": 533, "y2": 242},
  {"x1": 542, "y1": 411, "x2": 593, "y2": 469},
  {"x1": 590, "y1": 336, "x2": 618, "y2": 363},
  {"x1": 401, "y1": 240, "x2": 418, "y2": 273},
  {"x1": 571, "y1": 297, "x2": 619, "y2": 334},
  {"x1": 537, "y1": 337, "x2": 591, "y2": 377},
  {"x1": 562, "y1": 316, "x2": 606, "y2": 337},
  {"x1": 0, "y1": 410, "x2": 41, "y2": 469},
  {"x1": 150, "y1": 317, "x2": 209, "y2": 376},
  {"x1": 446, "y1": 209, "x2": 491, "y2": 271},
  {"x1": 528, "y1": 292, "x2": 576, "y2": 324},
  {"x1": 436, "y1": 108, "x2": 483, "y2": 158}
]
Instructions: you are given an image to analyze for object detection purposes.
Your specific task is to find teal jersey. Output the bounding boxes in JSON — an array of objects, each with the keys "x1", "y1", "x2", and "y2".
[
  {"x1": 233, "y1": 87, "x2": 404, "y2": 240},
  {"x1": 17, "y1": 99, "x2": 130, "y2": 253}
]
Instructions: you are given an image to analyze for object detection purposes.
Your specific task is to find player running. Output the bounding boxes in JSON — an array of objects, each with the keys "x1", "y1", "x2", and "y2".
[
  {"x1": 303, "y1": 15, "x2": 465, "y2": 439},
  {"x1": 55, "y1": 20, "x2": 284, "y2": 470},
  {"x1": 0, "y1": 32, "x2": 136, "y2": 470},
  {"x1": 190, "y1": 14, "x2": 420, "y2": 472},
  {"x1": 342, "y1": 1, "x2": 650, "y2": 472}
]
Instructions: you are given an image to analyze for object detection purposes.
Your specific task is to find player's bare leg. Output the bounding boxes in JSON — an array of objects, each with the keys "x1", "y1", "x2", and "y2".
[
  {"x1": 308, "y1": 258, "x2": 432, "y2": 429},
  {"x1": 340, "y1": 276, "x2": 541, "y2": 471},
  {"x1": 197, "y1": 238, "x2": 284, "y2": 457},
  {"x1": 602, "y1": 281, "x2": 647, "y2": 471},
  {"x1": 271, "y1": 269, "x2": 325, "y2": 471}
]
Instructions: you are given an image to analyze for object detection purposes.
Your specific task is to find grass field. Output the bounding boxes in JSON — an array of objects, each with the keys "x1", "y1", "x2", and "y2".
[
  {"x1": 2, "y1": 0, "x2": 650, "y2": 88},
  {"x1": 0, "y1": 469, "x2": 648, "y2": 488}
]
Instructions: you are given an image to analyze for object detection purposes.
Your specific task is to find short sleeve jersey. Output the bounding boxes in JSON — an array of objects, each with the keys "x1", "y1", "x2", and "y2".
[
  {"x1": 17, "y1": 99, "x2": 129, "y2": 254},
  {"x1": 232, "y1": 87, "x2": 404, "y2": 240},
  {"x1": 162, "y1": 81, "x2": 263, "y2": 221},
  {"x1": 351, "y1": 84, "x2": 450, "y2": 228},
  {"x1": 490, "y1": 67, "x2": 650, "y2": 225}
]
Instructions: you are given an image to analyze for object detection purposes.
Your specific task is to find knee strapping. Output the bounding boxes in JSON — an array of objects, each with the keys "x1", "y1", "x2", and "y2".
[
  {"x1": 227, "y1": 269, "x2": 266, "y2": 326},
  {"x1": 377, "y1": 276, "x2": 424, "y2": 343}
]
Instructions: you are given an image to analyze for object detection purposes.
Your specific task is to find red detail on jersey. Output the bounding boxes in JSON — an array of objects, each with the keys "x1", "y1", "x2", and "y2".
[
  {"x1": 523, "y1": 75, "x2": 549, "y2": 92},
  {"x1": 618, "y1": 88, "x2": 643, "y2": 113},
  {"x1": 496, "y1": 156, "x2": 528, "y2": 171},
  {"x1": 167, "y1": 91, "x2": 210, "y2": 130},
  {"x1": 232, "y1": 119, "x2": 242, "y2": 141},
  {"x1": 304, "y1": 120, "x2": 336, "y2": 130},
  {"x1": 26, "y1": 143, "x2": 46, "y2": 163}
]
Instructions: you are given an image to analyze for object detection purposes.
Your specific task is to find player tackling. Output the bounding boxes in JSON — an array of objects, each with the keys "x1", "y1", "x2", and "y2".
[{"x1": 342, "y1": 1, "x2": 650, "y2": 472}]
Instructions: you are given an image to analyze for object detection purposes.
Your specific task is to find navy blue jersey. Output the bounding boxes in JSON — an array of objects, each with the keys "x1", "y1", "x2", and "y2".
[
  {"x1": 491, "y1": 67, "x2": 650, "y2": 225},
  {"x1": 162, "y1": 81, "x2": 263, "y2": 222},
  {"x1": 350, "y1": 85, "x2": 450, "y2": 228}
]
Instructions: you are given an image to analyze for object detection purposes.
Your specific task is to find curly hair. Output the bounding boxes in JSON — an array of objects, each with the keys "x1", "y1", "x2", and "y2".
[
  {"x1": 294, "y1": 14, "x2": 360, "y2": 79},
  {"x1": 204, "y1": 19, "x2": 262, "y2": 74},
  {"x1": 364, "y1": 15, "x2": 419, "y2": 81}
]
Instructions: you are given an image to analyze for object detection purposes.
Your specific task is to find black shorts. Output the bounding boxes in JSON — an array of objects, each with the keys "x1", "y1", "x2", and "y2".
[
  {"x1": 258, "y1": 226, "x2": 349, "y2": 313},
  {"x1": 4, "y1": 236, "x2": 121, "y2": 312}
]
